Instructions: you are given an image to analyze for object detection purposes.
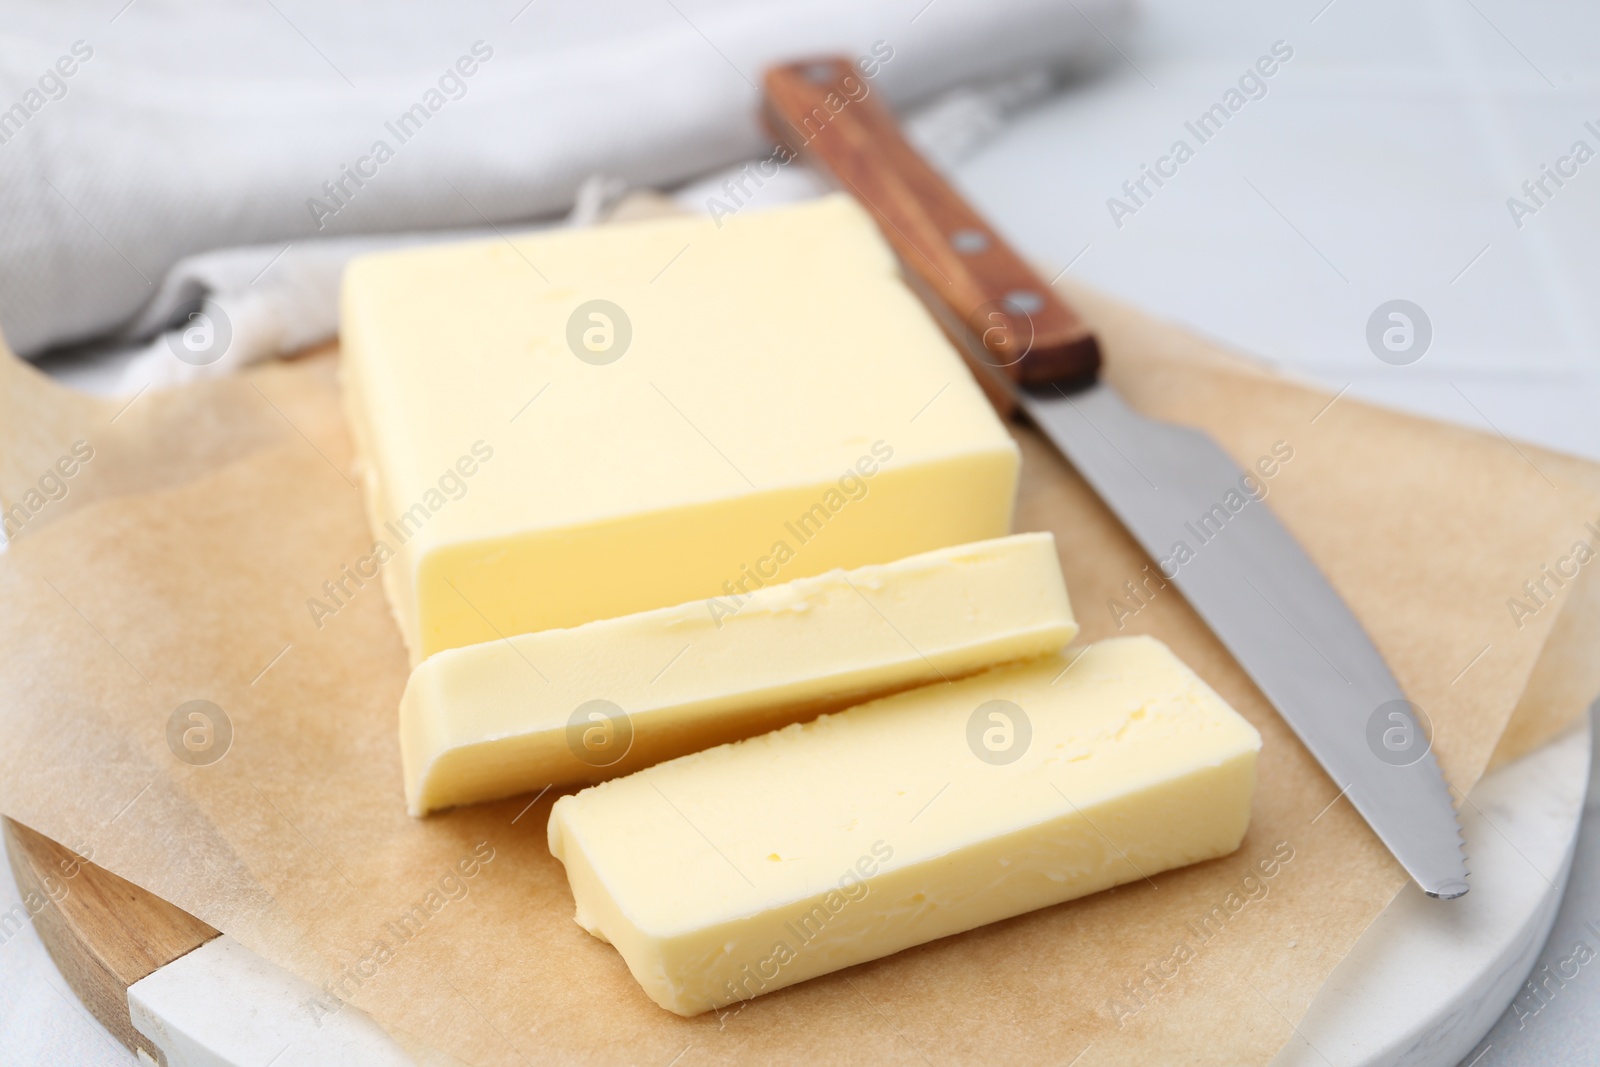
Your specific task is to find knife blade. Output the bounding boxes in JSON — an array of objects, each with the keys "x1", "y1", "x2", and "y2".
[{"x1": 763, "y1": 57, "x2": 1468, "y2": 898}]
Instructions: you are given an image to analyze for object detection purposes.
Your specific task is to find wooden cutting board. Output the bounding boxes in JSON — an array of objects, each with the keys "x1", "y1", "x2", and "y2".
[
  {"x1": 7, "y1": 718, "x2": 1589, "y2": 1067},
  {"x1": 3, "y1": 815, "x2": 218, "y2": 1060},
  {"x1": 5, "y1": 393, "x2": 1593, "y2": 1063},
  {"x1": 4, "y1": 395, "x2": 1594, "y2": 1062},
  {"x1": 2, "y1": 407, "x2": 1089, "y2": 1061}
]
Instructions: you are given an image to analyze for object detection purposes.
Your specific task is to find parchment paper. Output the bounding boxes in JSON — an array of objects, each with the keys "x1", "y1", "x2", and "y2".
[{"x1": 2, "y1": 274, "x2": 1598, "y2": 1065}]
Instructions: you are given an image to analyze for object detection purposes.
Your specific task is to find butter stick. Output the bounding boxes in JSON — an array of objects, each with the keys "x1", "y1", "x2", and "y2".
[
  {"x1": 340, "y1": 194, "x2": 1019, "y2": 663},
  {"x1": 548, "y1": 636, "x2": 1261, "y2": 1015},
  {"x1": 402, "y1": 533, "x2": 1075, "y2": 814}
]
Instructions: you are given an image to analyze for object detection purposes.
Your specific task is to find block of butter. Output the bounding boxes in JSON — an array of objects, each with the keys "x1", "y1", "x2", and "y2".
[
  {"x1": 341, "y1": 194, "x2": 1019, "y2": 662},
  {"x1": 548, "y1": 636, "x2": 1261, "y2": 1015},
  {"x1": 402, "y1": 532, "x2": 1075, "y2": 814}
]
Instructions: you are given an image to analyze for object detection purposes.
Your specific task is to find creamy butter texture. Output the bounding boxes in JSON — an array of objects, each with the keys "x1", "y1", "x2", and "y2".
[
  {"x1": 548, "y1": 636, "x2": 1261, "y2": 1015},
  {"x1": 402, "y1": 533, "x2": 1076, "y2": 814},
  {"x1": 340, "y1": 194, "x2": 1019, "y2": 662}
]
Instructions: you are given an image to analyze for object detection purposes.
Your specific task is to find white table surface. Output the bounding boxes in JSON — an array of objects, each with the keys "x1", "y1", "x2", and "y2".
[{"x1": 5, "y1": 0, "x2": 1598, "y2": 1063}]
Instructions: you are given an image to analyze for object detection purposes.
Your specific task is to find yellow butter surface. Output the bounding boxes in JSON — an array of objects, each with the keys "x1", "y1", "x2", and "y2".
[
  {"x1": 548, "y1": 636, "x2": 1261, "y2": 1015},
  {"x1": 340, "y1": 195, "x2": 1019, "y2": 662},
  {"x1": 402, "y1": 533, "x2": 1075, "y2": 814}
]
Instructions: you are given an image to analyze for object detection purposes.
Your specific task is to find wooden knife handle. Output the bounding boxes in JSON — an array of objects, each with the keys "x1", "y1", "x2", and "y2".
[{"x1": 763, "y1": 57, "x2": 1101, "y2": 412}]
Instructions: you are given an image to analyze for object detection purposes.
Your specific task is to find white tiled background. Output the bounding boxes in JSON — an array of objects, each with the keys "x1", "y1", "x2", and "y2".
[{"x1": 965, "y1": 0, "x2": 1600, "y2": 462}]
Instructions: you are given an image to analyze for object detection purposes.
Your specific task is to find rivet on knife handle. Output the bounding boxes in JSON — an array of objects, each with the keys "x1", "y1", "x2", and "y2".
[{"x1": 762, "y1": 57, "x2": 1101, "y2": 411}]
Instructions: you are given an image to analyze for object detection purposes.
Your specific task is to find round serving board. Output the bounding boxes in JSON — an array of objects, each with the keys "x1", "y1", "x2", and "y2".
[
  {"x1": 1275, "y1": 716, "x2": 1591, "y2": 1067},
  {"x1": 6, "y1": 716, "x2": 1587, "y2": 1067}
]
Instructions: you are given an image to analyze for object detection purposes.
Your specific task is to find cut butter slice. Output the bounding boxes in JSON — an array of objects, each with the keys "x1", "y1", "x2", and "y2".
[
  {"x1": 402, "y1": 532, "x2": 1075, "y2": 814},
  {"x1": 340, "y1": 194, "x2": 1018, "y2": 663},
  {"x1": 548, "y1": 635, "x2": 1262, "y2": 1015}
]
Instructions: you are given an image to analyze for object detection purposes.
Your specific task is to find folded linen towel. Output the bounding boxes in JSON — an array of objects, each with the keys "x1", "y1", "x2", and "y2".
[{"x1": 1, "y1": 0, "x2": 1127, "y2": 373}]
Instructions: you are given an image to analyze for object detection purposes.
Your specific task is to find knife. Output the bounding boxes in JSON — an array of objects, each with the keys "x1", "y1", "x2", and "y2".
[{"x1": 763, "y1": 58, "x2": 1468, "y2": 899}]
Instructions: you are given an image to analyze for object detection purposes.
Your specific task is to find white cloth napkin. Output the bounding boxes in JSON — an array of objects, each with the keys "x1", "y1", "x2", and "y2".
[{"x1": 0, "y1": 0, "x2": 1127, "y2": 384}]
